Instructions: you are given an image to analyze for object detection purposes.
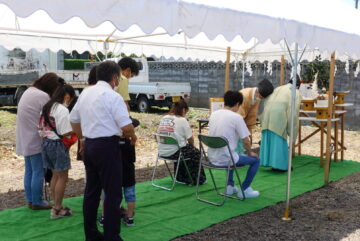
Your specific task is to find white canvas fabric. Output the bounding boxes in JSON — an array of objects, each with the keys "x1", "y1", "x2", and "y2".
[{"x1": 0, "y1": 0, "x2": 359, "y2": 60}]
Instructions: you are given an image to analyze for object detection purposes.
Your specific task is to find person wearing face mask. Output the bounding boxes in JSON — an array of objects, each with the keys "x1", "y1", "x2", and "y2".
[
  {"x1": 38, "y1": 84, "x2": 76, "y2": 219},
  {"x1": 116, "y1": 57, "x2": 140, "y2": 111},
  {"x1": 70, "y1": 61, "x2": 136, "y2": 241}
]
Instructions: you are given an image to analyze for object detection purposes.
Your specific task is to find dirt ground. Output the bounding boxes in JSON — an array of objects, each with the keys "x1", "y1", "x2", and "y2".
[{"x1": 1, "y1": 106, "x2": 360, "y2": 241}]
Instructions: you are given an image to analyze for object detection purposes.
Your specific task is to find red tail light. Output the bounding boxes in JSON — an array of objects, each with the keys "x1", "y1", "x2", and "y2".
[{"x1": 158, "y1": 95, "x2": 164, "y2": 99}]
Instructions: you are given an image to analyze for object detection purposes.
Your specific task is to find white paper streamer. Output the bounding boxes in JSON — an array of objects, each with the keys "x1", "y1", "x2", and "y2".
[
  {"x1": 354, "y1": 62, "x2": 360, "y2": 77},
  {"x1": 246, "y1": 61, "x2": 253, "y2": 76},
  {"x1": 345, "y1": 60, "x2": 350, "y2": 74},
  {"x1": 267, "y1": 61, "x2": 272, "y2": 75}
]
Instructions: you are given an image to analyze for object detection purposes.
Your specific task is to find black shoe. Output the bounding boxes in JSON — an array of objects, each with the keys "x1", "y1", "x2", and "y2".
[
  {"x1": 85, "y1": 231, "x2": 104, "y2": 241},
  {"x1": 123, "y1": 216, "x2": 135, "y2": 227},
  {"x1": 271, "y1": 167, "x2": 293, "y2": 172},
  {"x1": 98, "y1": 216, "x2": 104, "y2": 227}
]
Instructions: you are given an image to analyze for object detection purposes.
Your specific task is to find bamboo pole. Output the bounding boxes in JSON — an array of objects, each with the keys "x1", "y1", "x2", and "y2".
[
  {"x1": 224, "y1": 47, "x2": 231, "y2": 92},
  {"x1": 280, "y1": 55, "x2": 285, "y2": 85},
  {"x1": 324, "y1": 52, "x2": 336, "y2": 184},
  {"x1": 282, "y1": 44, "x2": 298, "y2": 221}
]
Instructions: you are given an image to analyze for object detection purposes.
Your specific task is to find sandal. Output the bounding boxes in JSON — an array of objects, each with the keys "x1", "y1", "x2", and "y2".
[{"x1": 50, "y1": 207, "x2": 72, "y2": 219}]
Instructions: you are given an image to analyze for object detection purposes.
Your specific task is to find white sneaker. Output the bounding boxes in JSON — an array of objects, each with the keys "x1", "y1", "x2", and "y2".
[
  {"x1": 226, "y1": 185, "x2": 238, "y2": 195},
  {"x1": 237, "y1": 187, "x2": 260, "y2": 199}
]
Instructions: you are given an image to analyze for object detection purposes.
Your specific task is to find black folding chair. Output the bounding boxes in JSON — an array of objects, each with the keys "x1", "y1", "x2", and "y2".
[{"x1": 196, "y1": 134, "x2": 245, "y2": 206}]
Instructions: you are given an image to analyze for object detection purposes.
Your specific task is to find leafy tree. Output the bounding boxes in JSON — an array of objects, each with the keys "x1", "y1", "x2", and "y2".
[{"x1": 302, "y1": 55, "x2": 330, "y2": 90}]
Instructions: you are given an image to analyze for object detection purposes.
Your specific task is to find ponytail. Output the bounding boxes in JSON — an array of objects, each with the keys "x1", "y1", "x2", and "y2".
[{"x1": 42, "y1": 84, "x2": 75, "y2": 129}]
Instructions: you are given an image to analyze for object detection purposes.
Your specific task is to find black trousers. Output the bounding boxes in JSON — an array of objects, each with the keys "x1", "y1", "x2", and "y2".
[
  {"x1": 119, "y1": 138, "x2": 136, "y2": 188},
  {"x1": 83, "y1": 136, "x2": 123, "y2": 241}
]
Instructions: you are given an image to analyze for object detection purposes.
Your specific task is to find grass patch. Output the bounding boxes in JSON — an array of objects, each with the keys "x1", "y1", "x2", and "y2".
[{"x1": 0, "y1": 107, "x2": 17, "y2": 129}]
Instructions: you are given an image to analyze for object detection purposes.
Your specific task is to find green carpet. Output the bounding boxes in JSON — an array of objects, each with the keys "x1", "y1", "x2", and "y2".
[{"x1": 1, "y1": 155, "x2": 360, "y2": 241}]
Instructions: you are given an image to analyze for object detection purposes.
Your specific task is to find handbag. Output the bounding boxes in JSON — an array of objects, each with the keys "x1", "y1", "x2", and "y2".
[{"x1": 60, "y1": 133, "x2": 78, "y2": 149}]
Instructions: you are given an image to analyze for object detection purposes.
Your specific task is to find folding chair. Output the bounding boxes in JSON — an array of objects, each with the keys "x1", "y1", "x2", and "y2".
[
  {"x1": 151, "y1": 133, "x2": 194, "y2": 191},
  {"x1": 196, "y1": 134, "x2": 245, "y2": 206}
]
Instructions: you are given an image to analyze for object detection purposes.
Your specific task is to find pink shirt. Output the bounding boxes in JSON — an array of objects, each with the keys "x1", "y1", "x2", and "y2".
[{"x1": 16, "y1": 87, "x2": 49, "y2": 156}]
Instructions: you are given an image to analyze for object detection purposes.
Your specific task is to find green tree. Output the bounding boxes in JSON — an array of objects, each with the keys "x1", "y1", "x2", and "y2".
[{"x1": 303, "y1": 55, "x2": 330, "y2": 90}]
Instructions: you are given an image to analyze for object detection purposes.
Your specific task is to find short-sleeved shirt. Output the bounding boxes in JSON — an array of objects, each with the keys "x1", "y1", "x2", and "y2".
[
  {"x1": 208, "y1": 109, "x2": 250, "y2": 166},
  {"x1": 116, "y1": 74, "x2": 130, "y2": 101},
  {"x1": 157, "y1": 115, "x2": 192, "y2": 157},
  {"x1": 39, "y1": 103, "x2": 73, "y2": 140},
  {"x1": 16, "y1": 87, "x2": 50, "y2": 156},
  {"x1": 70, "y1": 81, "x2": 131, "y2": 138}
]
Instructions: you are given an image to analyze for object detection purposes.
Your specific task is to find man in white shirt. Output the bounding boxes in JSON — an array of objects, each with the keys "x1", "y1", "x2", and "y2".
[
  {"x1": 208, "y1": 90, "x2": 260, "y2": 199},
  {"x1": 70, "y1": 61, "x2": 136, "y2": 241}
]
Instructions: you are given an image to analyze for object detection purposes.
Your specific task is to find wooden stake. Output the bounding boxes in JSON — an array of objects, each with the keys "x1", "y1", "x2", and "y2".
[
  {"x1": 280, "y1": 55, "x2": 285, "y2": 86},
  {"x1": 224, "y1": 47, "x2": 231, "y2": 92},
  {"x1": 324, "y1": 52, "x2": 336, "y2": 184}
]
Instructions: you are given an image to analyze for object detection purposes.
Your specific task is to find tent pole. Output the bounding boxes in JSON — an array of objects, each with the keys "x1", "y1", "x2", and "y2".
[
  {"x1": 282, "y1": 42, "x2": 298, "y2": 221},
  {"x1": 280, "y1": 55, "x2": 285, "y2": 85},
  {"x1": 224, "y1": 47, "x2": 231, "y2": 92},
  {"x1": 324, "y1": 52, "x2": 336, "y2": 184}
]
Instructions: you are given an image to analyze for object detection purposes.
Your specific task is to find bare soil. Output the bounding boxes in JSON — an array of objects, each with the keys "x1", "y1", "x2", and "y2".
[{"x1": 1, "y1": 106, "x2": 360, "y2": 241}]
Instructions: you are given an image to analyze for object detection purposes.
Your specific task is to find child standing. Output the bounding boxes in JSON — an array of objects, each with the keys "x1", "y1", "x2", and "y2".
[
  {"x1": 99, "y1": 125, "x2": 138, "y2": 227},
  {"x1": 119, "y1": 137, "x2": 137, "y2": 226},
  {"x1": 39, "y1": 84, "x2": 76, "y2": 219}
]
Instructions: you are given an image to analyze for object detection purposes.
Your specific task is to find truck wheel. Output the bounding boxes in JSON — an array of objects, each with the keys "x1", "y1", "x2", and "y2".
[{"x1": 137, "y1": 96, "x2": 150, "y2": 112}]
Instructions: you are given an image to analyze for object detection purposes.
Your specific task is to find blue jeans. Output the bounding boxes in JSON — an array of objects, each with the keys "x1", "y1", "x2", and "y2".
[
  {"x1": 227, "y1": 155, "x2": 260, "y2": 190},
  {"x1": 24, "y1": 153, "x2": 45, "y2": 206},
  {"x1": 123, "y1": 185, "x2": 136, "y2": 203}
]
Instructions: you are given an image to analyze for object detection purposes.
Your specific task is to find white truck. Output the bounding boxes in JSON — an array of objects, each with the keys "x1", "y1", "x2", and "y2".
[{"x1": 0, "y1": 55, "x2": 191, "y2": 112}]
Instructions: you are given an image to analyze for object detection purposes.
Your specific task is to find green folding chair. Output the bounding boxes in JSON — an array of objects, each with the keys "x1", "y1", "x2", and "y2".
[
  {"x1": 151, "y1": 133, "x2": 194, "y2": 191},
  {"x1": 196, "y1": 134, "x2": 245, "y2": 206}
]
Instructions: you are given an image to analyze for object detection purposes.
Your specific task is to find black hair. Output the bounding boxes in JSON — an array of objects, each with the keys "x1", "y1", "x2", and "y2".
[
  {"x1": 96, "y1": 61, "x2": 120, "y2": 83},
  {"x1": 224, "y1": 90, "x2": 243, "y2": 107},
  {"x1": 41, "y1": 84, "x2": 75, "y2": 130},
  {"x1": 88, "y1": 65, "x2": 98, "y2": 85},
  {"x1": 33, "y1": 72, "x2": 62, "y2": 97},
  {"x1": 289, "y1": 74, "x2": 301, "y2": 87},
  {"x1": 118, "y1": 57, "x2": 139, "y2": 76},
  {"x1": 58, "y1": 77, "x2": 66, "y2": 86},
  {"x1": 67, "y1": 96, "x2": 78, "y2": 112},
  {"x1": 169, "y1": 100, "x2": 189, "y2": 116}
]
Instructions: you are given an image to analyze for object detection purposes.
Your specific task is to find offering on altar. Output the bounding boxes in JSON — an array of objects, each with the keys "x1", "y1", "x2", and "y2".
[
  {"x1": 301, "y1": 99, "x2": 315, "y2": 111},
  {"x1": 299, "y1": 83, "x2": 317, "y2": 99},
  {"x1": 314, "y1": 94, "x2": 333, "y2": 119},
  {"x1": 314, "y1": 106, "x2": 330, "y2": 119},
  {"x1": 315, "y1": 95, "x2": 328, "y2": 108},
  {"x1": 334, "y1": 91, "x2": 350, "y2": 104}
]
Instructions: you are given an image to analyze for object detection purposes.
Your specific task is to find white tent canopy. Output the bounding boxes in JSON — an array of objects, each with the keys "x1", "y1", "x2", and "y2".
[{"x1": 0, "y1": 0, "x2": 359, "y2": 62}]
